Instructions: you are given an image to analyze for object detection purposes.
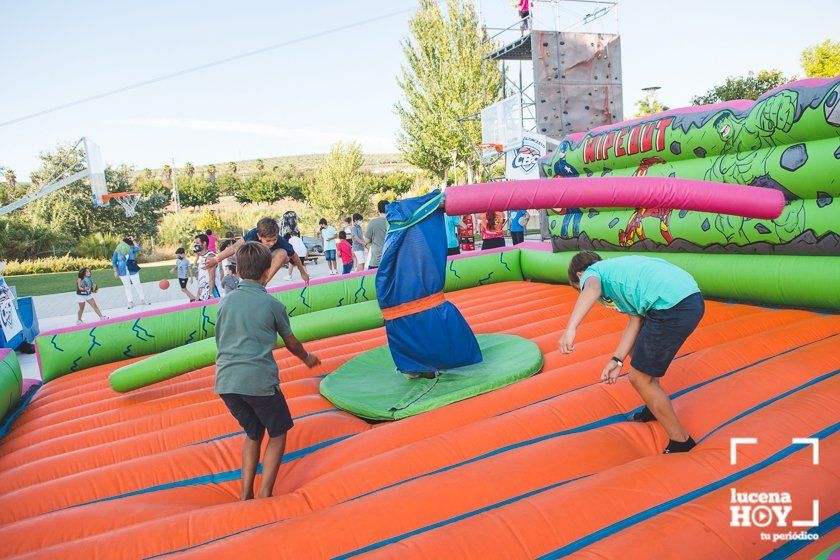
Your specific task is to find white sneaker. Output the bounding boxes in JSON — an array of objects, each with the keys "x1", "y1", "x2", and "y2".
[
  {"x1": 127, "y1": 303, "x2": 134, "y2": 309},
  {"x1": 76, "y1": 320, "x2": 84, "y2": 326},
  {"x1": 284, "y1": 275, "x2": 292, "y2": 281}
]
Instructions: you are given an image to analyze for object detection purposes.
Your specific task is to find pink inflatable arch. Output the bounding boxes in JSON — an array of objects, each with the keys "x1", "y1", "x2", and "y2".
[{"x1": 444, "y1": 177, "x2": 785, "y2": 220}]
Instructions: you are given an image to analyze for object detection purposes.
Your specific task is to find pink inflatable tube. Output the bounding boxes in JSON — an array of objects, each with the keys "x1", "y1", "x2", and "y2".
[{"x1": 444, "y1": 177, "x2": 785, "y2": 219}]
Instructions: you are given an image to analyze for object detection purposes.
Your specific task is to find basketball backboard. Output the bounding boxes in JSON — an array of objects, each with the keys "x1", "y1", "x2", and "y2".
[
  {"x1": 84, "y1": 137, "x2": 107, "y2": 205},
  {"x1": 480, "y1": 94, "x2": 524, "y2": 152}
]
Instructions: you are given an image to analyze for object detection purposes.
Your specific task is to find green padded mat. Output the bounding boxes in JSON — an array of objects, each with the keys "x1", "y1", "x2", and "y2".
[{"x1": 320, "y1": 334, "x2": 543, "y2": 420}]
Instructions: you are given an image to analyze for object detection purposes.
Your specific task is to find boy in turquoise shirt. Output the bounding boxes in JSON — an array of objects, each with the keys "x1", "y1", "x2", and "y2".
[
  {"x1": 215, "y1": 241, "x2": 321, "y2": 500},
  {"x1": 560, "y1": 251, "x2": 704, "y2": 454}
]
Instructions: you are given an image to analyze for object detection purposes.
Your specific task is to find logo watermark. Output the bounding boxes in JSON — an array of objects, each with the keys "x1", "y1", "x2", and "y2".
[{"x1": 729, "y1": 437, "x2": 821, "y2": 543}]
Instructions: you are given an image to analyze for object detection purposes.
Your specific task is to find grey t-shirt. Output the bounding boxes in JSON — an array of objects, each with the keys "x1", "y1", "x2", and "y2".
[
  {"x1": 214, "y1": 279, "x2": 293, "y2": 396},
  {"x1": 365, "y1": 216, "x2": 388, "y2": 267},
  {"x1": 175, "y1": 257, "x2": 191, "y2": 279},
  {"x1": 220, "y1": 274, "x2": 240, "y2": 294},
  {"x1": 351, "y1": 223, "x2": 365, "y2": 251}
]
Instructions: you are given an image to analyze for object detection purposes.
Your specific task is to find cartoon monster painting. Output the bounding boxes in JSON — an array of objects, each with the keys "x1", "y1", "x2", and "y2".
[
  {"x1": 619, "y1": 157, "x2": 674, "y2": 246},
  {"x1": 705, "y1": 89, "x2": 806, "y2": 243},
  {"x1": 548, "y1": 140, "x2": 583, "y2": 238}
]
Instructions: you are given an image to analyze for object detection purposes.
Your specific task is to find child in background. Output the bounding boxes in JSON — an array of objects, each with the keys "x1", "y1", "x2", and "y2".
[
  {"x1": 171, "y1": 247, "x2": 196, "y2": 302},
  {"x1": 343, "y1": 216, "x2": 353, "y2": 237},
  {"x1": 194, "y1": 234, "x2": 218, "y2": 301},
  {"x1": 284, "y1": 232, "x2": 308, "y2": 282},
  {"x1": 560, "y1": 251, "x2": 704, "y2": 454},
  {"x1": 215, "y1": 241, "x2": 321, "y2": 500},
  {"x1": 337, "y1": 231, "x2": 354, "y2": 275},
  {"x1": 76, "y1": 268, "x2": 108, "y2": 325},
  {"x1": 220, "y1": 264, "x2": 240, "y2": 295},
  {"x1": 319, "y1": 218, "x2": 338, "y2": 276},
  {"x1": 351, "y1": 213, "x2": 366, "y2": 272}
]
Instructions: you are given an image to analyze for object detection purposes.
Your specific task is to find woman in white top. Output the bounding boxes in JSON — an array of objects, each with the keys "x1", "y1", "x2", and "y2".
[{"x1": 284, "y1": 233, "x2": 309, "y2": 281}]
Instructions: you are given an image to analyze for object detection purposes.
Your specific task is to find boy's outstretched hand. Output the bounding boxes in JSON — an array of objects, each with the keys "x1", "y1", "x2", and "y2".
[
  {"x1": 559, "y1": 328, "x2": 576, "y2": 353},
  {"x1": 600, "y1": 360, "x2": 621, "y2": 384},
  {"x1": 303, "y1": 353, "x2": 321, "y2": 368}
]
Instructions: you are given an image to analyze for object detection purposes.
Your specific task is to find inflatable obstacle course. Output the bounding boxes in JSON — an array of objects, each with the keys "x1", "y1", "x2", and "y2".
[{"x1": 0, "y1": 349, "x2": 21, "y2": 421}]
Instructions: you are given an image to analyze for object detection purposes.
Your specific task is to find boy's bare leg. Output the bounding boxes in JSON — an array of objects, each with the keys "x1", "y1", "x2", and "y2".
[
  {"x1": 181, "y1": 287, "x2": 196, "y2": 300},
  {"x1": 628, "y1": 368, "x2": 689, "y2": 442},
  {"x1": 256, "y1": 433, "x2": 287, "y2": 498},
  {"x1": 240, "y1": 432, "x2": 264, "y2": 501}
]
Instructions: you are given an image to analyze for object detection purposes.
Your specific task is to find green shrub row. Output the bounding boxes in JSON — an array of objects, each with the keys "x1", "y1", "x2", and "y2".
[{"x1": 3, "y1": 256, "x2": 112, "y2": 276}]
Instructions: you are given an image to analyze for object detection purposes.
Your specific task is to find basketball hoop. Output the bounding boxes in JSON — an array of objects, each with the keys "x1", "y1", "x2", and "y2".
[
  {"x1": 102, "y1": 192, "x2": 142, "y2": 217},
  {"x1": 476, "y1": 143, "x2": 503, "y2": 165}
]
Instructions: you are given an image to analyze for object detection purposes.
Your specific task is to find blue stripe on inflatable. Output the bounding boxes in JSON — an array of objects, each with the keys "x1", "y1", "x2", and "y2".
[
  {"x1": 185, "y1": 408, "x2": 339, "y2": 446},
  {"x1": 760, "y1": 511, "x2": 839, "y2": 559},
  {"x1": 61, "y1": 434, "x2": 353, "y2": 511},
  {"x1": 536, "y1": 423, "x2": 839, "y2": 559}
]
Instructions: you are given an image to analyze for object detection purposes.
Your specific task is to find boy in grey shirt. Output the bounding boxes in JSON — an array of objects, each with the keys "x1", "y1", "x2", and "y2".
[
  {"x1": 365, "y1": 200, "x2": 390, "y2": 269},
  {"x1": 215, "y1": 242, "x2": 321, "y2": 500},
  {"x1": 170, "y1": 247, "x2": 196, "y2": 301},
  {"x1": 220, "y1": 264, "x2": 240, "y2": 296}
]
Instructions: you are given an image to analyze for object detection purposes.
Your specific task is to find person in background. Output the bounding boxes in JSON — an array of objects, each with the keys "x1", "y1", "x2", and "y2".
[
  {"x1": 319, "y1": 218, "x2": 338, "y2": 276},
  {"x1": 206, "y1": 229, "x2": 218, "y2": 253},
  {"x1": 76, "y1": 268, "x2": 108, "y2": 325},
  {"x1": 284, "y1": 232, "x2": 309, "y2": 282},
  {"x1": 445, "y1": 213, "x2": 465, "y2": 256},
  {"x1": 207, "y1": 218, "x2": 309, "y2": 284},
  {"x1": 514, "y1": 0, "x2": 530, "y2": 33},
  {"x1": 171, "y1": 247, "x2": 196, "y2": 302},
  {"x1": 194, "y1": 234, "x2": 218, "y2": 301},
  {"x1": 343, "y1": 216, "x2": 353, "y2": 237},
  {"x1": 365, "y1": 200, "x2": 389, "y2": 270},
  {"x1": 112, "y1": 238, "x2": 147, "y2": 309},
  {"x1": 509, "y1": 209, "x2": 528, "y2": 245},
  {"x1": 351, "y1": 213, "x2": 366, "y2": 272},
  {"x1": 221, "y1": 264, "x2": 240, "y2": 296},
  {"x1": 480, "y1": 211, "x2": 506, "y2": 250},
  {"x1": 337, "y1": 231, "x2": 354, "y2": 275}
]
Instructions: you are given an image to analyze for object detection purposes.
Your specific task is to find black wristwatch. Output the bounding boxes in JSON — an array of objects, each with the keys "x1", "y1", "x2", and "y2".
[{"x1": 610, "y1": 356, "x2": 624, "y2": 367}]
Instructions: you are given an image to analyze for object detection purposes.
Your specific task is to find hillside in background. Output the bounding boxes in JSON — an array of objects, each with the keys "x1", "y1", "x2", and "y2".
[{"x1": 143, "y1": 153, "x2": 414, "y2": 178}]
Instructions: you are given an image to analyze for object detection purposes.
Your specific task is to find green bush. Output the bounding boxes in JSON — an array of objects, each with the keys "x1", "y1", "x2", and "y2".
[
  {"x1": 73, "y1": 233, "x2": 121, "y2": 260},
  {"x1": 158, "y1": 212, "x2": 201, "y2": 248},
  {"x1": 0, "y1": 216, "x2": 64, "y2": 260},
  {"x1": 195, "y1": 210, "x2": 225, "y2": 234},
  {"x1": 2, "y1": 256, "x2": 111, "y2": 275},
  {"x1": 217, "y1": 173, "x2": 242, "y2": 196},
  {"x1": 176, "y1": 175, "x2": 218, "y2": 207}
]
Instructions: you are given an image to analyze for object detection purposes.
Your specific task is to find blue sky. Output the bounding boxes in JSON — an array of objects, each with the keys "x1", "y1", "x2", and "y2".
[{"x1": 1, "y1": 0, "x2": 837, "y2": 178}]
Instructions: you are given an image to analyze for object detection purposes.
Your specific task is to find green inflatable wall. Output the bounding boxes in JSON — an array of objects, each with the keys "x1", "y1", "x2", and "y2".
[
  {"x1": 541, "y1": 77, "x2": 840, "y2": 255},
  {"x1": 0, "y1": 349, "x2": 22, "y2": 421}
]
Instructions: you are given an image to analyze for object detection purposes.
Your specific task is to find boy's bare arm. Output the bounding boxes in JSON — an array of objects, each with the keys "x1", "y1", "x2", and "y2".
[
  {"x1": 204, "y1": 239, "x2": 243, "y2": 269},
  {"x1": 614, "y1": 315, "x2": 643, "y2": 361},
  {"x1": 560, "y1": 277, "x2": 601, "y2": 353},
  {"x1": 282, "y1": 334, "x2": 320, "y2": 368},
  {"x1": 290, "y1": 253, "x2": 310, "y2": 284}
]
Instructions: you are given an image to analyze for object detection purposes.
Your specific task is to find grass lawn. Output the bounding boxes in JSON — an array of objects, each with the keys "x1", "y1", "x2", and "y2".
[{"x1": 6, "y1": 264, "x2": 176, "y2": 297}]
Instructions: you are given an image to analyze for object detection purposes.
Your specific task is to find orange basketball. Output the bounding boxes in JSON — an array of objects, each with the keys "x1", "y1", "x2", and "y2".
[{"x1": 159, "y1": 279, "x2": 170, "y2": 290}]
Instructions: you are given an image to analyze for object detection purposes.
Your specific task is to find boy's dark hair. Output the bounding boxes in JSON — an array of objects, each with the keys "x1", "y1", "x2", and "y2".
[
  {"x1": 377, "y1": 200, "x2": 389, "y2": 213},
  {"x1": 352, "y1": 212, "x2": 363, "y2": 222},
  {"x1": 568, "y1": 251, "x2": 602, "y2": 283},
  {"x1": 195, "y1": 233, "x2": 209, "y2": 246},
  {"x1": 227, "y1": 264, "x2": 237, "y2": 274},
  {"x1": 122, "y1": 237, "x2": 133, "y2": 245},
  {"x1": 256, "y1": 217, "x2": 279, "y2": 239},
  {"x1": 338, "y1": 230, "x2": 347, "y2": 240},
  {"x1": 205, "y1": 229, "x2": 212, "y2": 235},
  {"x1": 236, "y1": 241, "x2": 272, "y2": 281},
  {"x1": 219, "y1": 239, "x2": 231, "y2": 252},
  {"x1": 78, "y1": 268, "x2": 88, "y2": 279},
  {"x1": 175, "y1": 247, "x2": 185, "y2": 255},
  {"x1": 318, "y1": 218, "x2": 328, "y2": 225},
  {"x1": 343, "y1": 216, "x2": 351, "y2": 223}
]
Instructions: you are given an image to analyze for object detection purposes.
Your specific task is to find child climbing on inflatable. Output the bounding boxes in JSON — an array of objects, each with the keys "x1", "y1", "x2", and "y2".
[
  {"x1": 560, "y1": 251, "x2": 704, "y2": 454},
  {"x1": 214, "y1": 241, "x2": 321, "y2": 501},
  {"x1": 205, "y1": 217, "x2": 310, "y2": 284}
]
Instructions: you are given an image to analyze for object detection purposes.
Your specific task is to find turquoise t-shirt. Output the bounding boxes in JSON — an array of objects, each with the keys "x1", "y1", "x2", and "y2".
[
  {"x1": 579, "y1": 256, "x2": 700, "y2": 315},
  {"x1": 445, "y1": 214, "x2": 461, "y2": 249},
  {"x1": 321, "y1": 226, "x2": 337, "y2": 251}
]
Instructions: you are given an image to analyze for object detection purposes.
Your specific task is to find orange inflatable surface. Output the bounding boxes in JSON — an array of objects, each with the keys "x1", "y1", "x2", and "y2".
[{"x1": 1, "y1": 281, "x2": 838, "y2": 559}]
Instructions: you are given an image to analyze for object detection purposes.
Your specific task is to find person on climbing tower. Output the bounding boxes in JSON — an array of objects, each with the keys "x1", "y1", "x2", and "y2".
[
  {"x1": 214, "y1": 241, "x2": 321, "y2": 501},
  {"x1": 560, "y1": 251, "x2": 704, "y2": 454}
]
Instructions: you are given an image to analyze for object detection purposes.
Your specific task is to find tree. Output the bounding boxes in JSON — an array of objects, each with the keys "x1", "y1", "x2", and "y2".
[
  {"x1": 5, "y1": 168, "x2": 17, "y2": 187},
  {"x1": 184, "y1": 162, "x2": 195, "y2": 178},
  {"x1": 217, "y1": 173, "x2": 242, "y2": 197},
  {"x1": 256, "y1": 159, "x2": 265, "y2": 171},
  {"x1": 395, "y1": 0, "x2": 501, "y2": 180},
  {"x1": 141, "y1": 168, "x2": 153, "y2": 179},
  {"x1": 306, "y1": 142, "x2": 374, "y2": 219},
  {"x1": 236, "y1": 172, "x2": 282, "y2": 203},
  {"x1": 692, "y1": 70, "x2": 790, "y2": 105},
  {"x1": 195, "y1": 210, "x2": 224, "y2": 233},
  {"x1": 135, "y1": 177, "x2": 169, "y2": 200},
  {"x1": 364, "y1": 172, "x2": 415, "y2": 197},
  {"x1": 26, "y1": 142, "x2": 94, "y2": 237},
  {"x1": 227, "y1": 161, "x2": 238, "y2": 175},
  {"x1": 207, "y1": 164, "x2": 217, "y2": 183},
  {"x1": 176, "y1": 174, "x2": 218, "y2": 207},
  {"x1": 162, "y1": 164, "x2": 172, "y2": 186},
  {"x1": 801, "y1": 39, "x2": 840, "y2": 78},
  {"x1": 633, "y1": 97, "x2": 670, "y2": 118}
]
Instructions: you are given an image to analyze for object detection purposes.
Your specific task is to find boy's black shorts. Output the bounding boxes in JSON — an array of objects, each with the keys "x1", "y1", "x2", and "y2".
[
  {"x1": 220, "y1": 388, "x2": 294, "y2": 440},
  {"x1": 631, "y1": 292, "x2": 705, "y2": 378},
  {"x1": 178, "y1": 278, "x2": 188, "y2": 289}
]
